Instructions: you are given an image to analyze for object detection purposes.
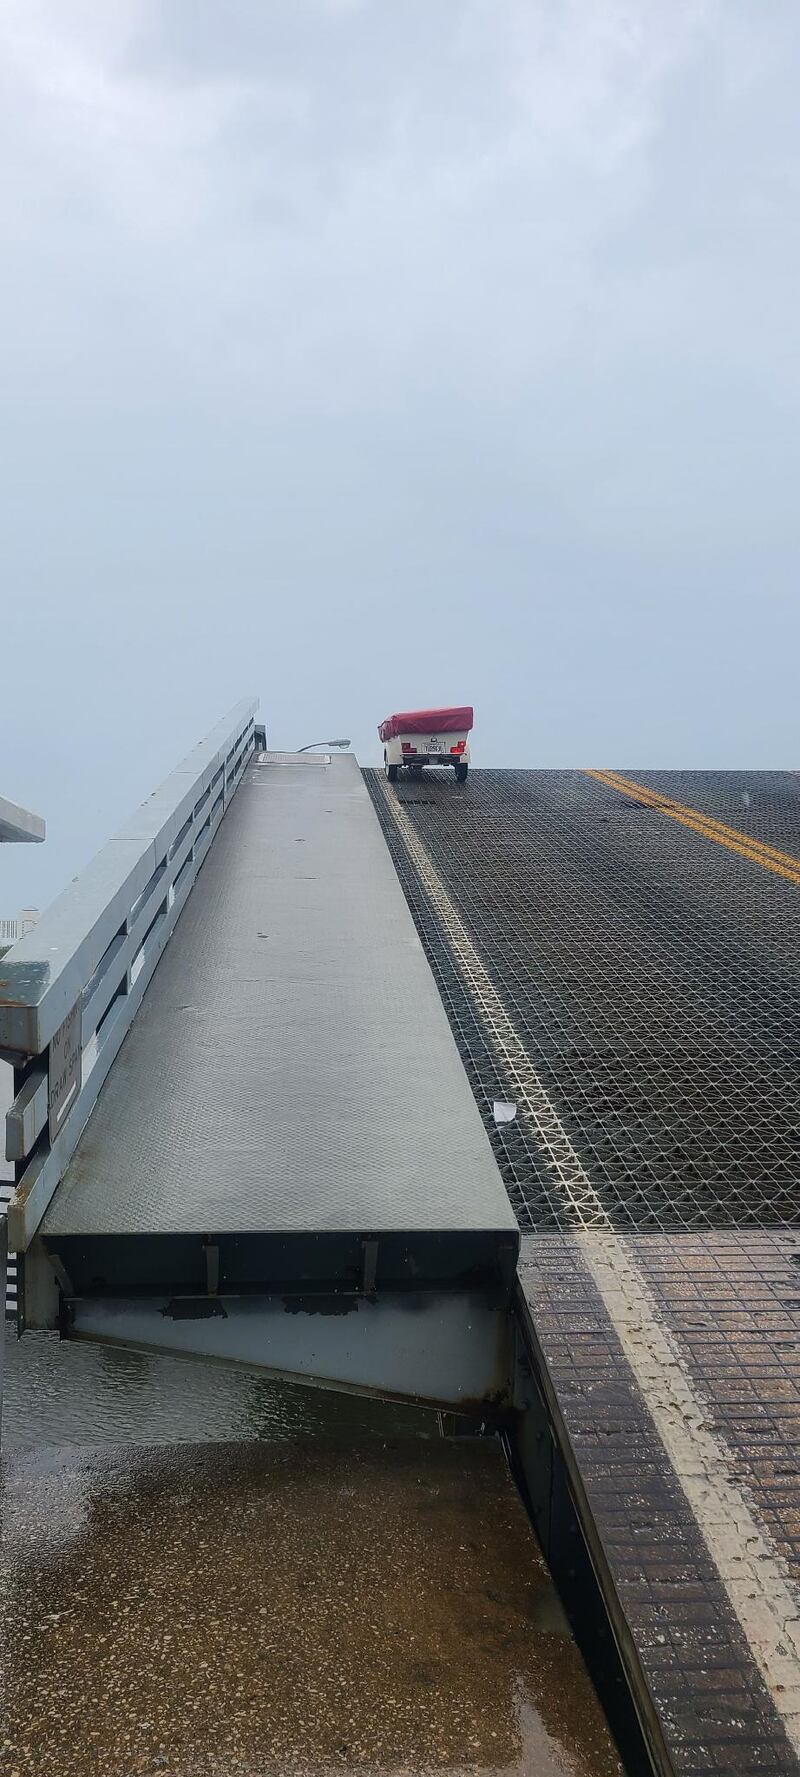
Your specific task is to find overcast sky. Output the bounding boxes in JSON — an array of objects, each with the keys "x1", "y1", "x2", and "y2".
[{"x1": 2, "y1": 0, "x2": 799, "y2": 909}]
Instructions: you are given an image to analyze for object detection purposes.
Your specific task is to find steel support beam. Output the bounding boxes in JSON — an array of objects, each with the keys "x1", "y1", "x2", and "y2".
[{"x1": 64, "y1": 1291, "x2": 514, "y2": 1413}]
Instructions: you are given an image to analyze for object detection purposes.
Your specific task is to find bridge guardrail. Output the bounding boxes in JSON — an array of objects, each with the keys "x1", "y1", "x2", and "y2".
[{"x1": 0, "y1": 697, "x2": 258, "y2": 1253}]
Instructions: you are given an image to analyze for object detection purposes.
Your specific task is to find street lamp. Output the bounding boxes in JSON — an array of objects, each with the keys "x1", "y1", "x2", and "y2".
[{"x1": 297, "y1": 739, "x2": 351, "y2": 753}]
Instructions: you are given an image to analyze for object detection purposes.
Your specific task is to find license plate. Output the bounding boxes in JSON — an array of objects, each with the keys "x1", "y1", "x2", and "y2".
[{"x1": 427, "y1": 738, "x2": 440, "y2": 753}]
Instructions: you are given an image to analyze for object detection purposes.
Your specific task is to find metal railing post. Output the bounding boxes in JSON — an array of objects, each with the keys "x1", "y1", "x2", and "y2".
[
  {"x1": 0, "y1": 1214, "x2": 7, "y2": 1447},
  {"x1": 0, "y1": 697, "x2": 259, "y2": 1265}
]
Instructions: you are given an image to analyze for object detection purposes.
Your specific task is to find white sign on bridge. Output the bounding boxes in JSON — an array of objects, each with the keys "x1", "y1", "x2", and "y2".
[{"x1": 48, "y1": 1000, "x2": 82, "y2": 1142}]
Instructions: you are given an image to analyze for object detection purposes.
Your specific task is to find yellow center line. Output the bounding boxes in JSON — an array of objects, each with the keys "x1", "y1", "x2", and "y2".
[
  {"x1": 590, "y1": 767, "x2": 800, "y2": 867},
  {"x1": 585, "y1": 768, "x2": 800, "y2": 888}
]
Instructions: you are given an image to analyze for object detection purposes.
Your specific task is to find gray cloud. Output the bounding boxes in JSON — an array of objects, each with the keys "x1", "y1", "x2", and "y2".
[{"x1": 1, "y1": 0, "x2": 798, "y2": 910}]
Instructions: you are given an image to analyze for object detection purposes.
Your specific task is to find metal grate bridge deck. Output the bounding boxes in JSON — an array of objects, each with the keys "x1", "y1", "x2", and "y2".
[
  {"x1": 366, "y1": 766, "x2": 800, "y2": 1233},
  {"x1": 366, "y1": 764, "x2": 800, "y2": 1777}
]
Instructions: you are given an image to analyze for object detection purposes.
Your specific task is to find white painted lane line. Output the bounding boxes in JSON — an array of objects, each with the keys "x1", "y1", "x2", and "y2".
[{"x1": 376, "y1": 777, "x2": 800, "y2": 1751}]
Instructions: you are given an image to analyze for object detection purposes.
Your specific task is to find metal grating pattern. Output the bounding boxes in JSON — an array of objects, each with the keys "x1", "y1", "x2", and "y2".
[
  {"x1": 620, "y1": 770, "x2": 800, "y2": 859},
  {"x1": 364, "y1": 768, "x2": 800, "y2": 1232}
]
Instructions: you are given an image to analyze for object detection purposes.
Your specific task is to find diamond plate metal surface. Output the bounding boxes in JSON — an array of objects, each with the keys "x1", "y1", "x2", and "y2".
[{"x1": 43, "y1": 756, "x2": 515, "y2": 1238}]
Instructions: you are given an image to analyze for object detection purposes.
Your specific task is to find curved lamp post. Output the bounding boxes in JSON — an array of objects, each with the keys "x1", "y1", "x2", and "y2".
[{"x1": 297, "y1": 739, "x2": 351, "y2": 753}]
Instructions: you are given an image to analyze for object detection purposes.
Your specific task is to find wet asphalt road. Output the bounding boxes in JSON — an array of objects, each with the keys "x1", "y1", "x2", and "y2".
[
  {"x1": 0, "y1": 1332, "x2": 624, "y2": 1777},
  {"x1": 1, "y1": 1430, "x2": 622, "y2": 1777}
]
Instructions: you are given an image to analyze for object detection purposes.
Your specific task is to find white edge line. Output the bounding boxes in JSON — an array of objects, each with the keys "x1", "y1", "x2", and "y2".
[{"x1": 376, "y1": 774, "x2": 800, "y2": 1748}]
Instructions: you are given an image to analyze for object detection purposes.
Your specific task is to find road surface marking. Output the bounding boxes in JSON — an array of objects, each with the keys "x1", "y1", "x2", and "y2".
[
  {"x1": 375, "y1": 772, "x2": 800, "y2": 1753},
  {"x1": 587, "y1": 768, "x2": 800, "y2": 886}
]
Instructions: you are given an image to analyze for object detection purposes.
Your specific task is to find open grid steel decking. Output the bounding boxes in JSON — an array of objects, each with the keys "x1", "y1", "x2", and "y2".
[
  {"x1": 366, "y1": 763, "x2": 800, "y2": 1777},
  {"x1": 365, "y1": 767, "x2": 800, "y2": 1234}
]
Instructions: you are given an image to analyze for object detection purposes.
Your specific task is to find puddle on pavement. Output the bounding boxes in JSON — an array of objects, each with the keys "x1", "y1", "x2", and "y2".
[
  {"x1": 1, "y1": 1325, "x2": 432, "y2": 1451},
  {"x1": 0, "y1": 1330, "x2": 623, "y2": 1776},
  {"x1": 1, "y1": 1436, "x2": 623, "y2": 1777}
]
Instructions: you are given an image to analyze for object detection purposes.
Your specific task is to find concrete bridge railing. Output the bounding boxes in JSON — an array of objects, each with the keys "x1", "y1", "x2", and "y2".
[{"x1": 0, "y1": 698, "x2": 259, "y2": 1256}]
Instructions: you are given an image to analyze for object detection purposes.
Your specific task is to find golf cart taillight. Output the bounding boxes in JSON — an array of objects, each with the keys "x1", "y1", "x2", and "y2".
[
  {"x1": 450, "y1": 741, "x2": 466, "y2": 755},
  {"x1": 401, "y1": 743, "x2": 417, "y2": 754}
]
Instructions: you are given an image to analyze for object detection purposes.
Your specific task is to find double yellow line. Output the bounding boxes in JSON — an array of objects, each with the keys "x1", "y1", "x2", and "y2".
[{"x1": 585, "y1": 767, "x2": 800, "y2": 888}]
